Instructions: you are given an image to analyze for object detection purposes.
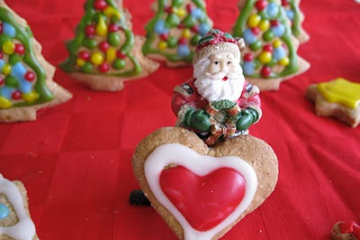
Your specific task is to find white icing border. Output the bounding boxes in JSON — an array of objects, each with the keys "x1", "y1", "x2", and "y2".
[
  {"x1": 144, "y1": 143, "x2": 257, "y2": 240},
  {"x1": 0, "y1": 175, "x2": 36, "y2": 240}
]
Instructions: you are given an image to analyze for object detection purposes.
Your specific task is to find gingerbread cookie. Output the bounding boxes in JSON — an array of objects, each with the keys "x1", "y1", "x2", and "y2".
[
  {"x1": 142, "y1": 0, "x2": 213, "y2": 67},
  {"x1": 232, "y1": 0, "x2": 310, "y2": 91},
  {"x1": 0, "y1": 174, "x2": 39, "y2": 240},
  {"x1": 306, "y1": 78, "x2": 360, "y2": 128},
  {"x1": 0, "y1": 1, "x2": 72, "y2": 122},
  {"x1": 132, "y1": 127, "x2": 278, "y2": 240},
  {"x1": 332, "y1": 221, "x2": 360, "y2": 240},
  {"x1": 60, "y1": 0, "x2": 159, "y2": 92}
]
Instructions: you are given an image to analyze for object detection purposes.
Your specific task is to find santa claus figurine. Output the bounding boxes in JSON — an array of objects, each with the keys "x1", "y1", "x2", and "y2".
[{"x1": 172, "y1": 29, "x2": 262, "y2": 146}]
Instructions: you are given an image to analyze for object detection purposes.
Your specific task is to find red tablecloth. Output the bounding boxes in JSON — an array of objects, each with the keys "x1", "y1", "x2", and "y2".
[{"x1": 1, "y1": 0, "x2": 360, "y2": 239}]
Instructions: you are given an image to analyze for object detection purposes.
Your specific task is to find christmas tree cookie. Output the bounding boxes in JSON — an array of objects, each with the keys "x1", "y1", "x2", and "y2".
[
  {"x1": 281, "y1": 0, "x2": 309, "y2": 43},
  {"x1": 0, "y1": 174, "x2": 40, "y2": 240},
  {"x1": 61, "y1": 0, "x2": 159, "y2": 92},
  {"x1": 232, "y1": 0, "x2": 309, "y2": 91},
  {"x1": 142, "y1": 0, "x2": 213, "y2": 67},
  {"x1": 0, "y1": 1, "x2": 71, "y2": 122}
]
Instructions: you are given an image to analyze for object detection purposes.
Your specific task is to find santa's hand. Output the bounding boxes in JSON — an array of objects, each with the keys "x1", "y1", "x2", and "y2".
[
  {"x1": 236, "y1": 108, "x2": 259, "y2": 131},
  {"x1": 183, "y1": 109, "x2": 211, "y2": 132}
]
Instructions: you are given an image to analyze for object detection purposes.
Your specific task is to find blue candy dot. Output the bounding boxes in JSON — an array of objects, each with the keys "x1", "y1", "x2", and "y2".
[
  {"x1": 266, "y1": 2, "x2": 279, "y2": 18},
  {"x1": 177, "y1": 44, "x2": 190, "y2": 57},
  {"x1": 198, "y1": 23, "x2": 210, "y2": 36},
  {"x1": 286, "y1": 9, "x2": 295, "y2": 21},
  {"x1": 243, "y1": 61, "x2": 255, "y2": 75},
  {"x1": 154, "y1": 20, "x2": 169, "y2": 35},
  {"x1": 3, "y1": 22, "x2": 16, "y2": 38},
  {"x1": 271, "y1": 24, "x2": 285, "y2": 37},
  {"x1": 191, "y1": 8, "x2": 203, "y2": 20},
  {"x1": 0, "y1": 204, "x2": 9, "y2": 219},
  {"x1": 243, "y1": 29, "x2": 257, "y2": 44},
  {"x1": 272, "y1": 47, "x2": 286, "y2": 61},
  {"x1": 0, "y1": 86, "x2": 13, "y2": 100}
]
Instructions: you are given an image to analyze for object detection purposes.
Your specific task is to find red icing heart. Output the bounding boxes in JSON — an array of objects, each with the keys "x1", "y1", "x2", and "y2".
[{"x1": 160, "y1": 166, "x2": 246, "y2": 231}]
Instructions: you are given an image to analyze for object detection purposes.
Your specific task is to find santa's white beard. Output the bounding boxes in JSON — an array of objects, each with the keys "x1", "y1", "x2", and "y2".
[{"x1": 194, "y1": 67, "x2": 245, "y2": 103}]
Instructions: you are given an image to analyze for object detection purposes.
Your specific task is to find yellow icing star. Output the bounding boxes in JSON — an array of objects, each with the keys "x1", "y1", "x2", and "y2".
[{"x1": 317, "y1": 78, "x2": 360, "y2": 109}]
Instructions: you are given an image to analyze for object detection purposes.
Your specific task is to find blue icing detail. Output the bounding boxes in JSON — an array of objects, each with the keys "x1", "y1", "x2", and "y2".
[
  {"x1": 243, "y1": 29, "x2": 257, "y2": 44},
  {"x1": 243, "y1": 61, "x2": 255, "y2": 75},
  {"x1": 154, "y1": 20, "x2": 169, "y2": 35},
  {"x1": 11, "y1": 63, "x2": 32, "y2": 94},
  {"x1": 0, "y1": 204, "x2": 9, "y2": 219},
  {"x1": 273, "y1": 47, "x2": 286, "y2": 61},
  {"x1": 271, "y1": 24, "x2": 285, "y2": 37},
  {"x1": 266, "y1": 2, "x2": 279, "y2": 18},
  {"x1": 286, "y1": 9, "x2": 295, "y2": 21},
  {"x1": 198, "y1": 23, "x2": 210, "y2": 36},
  {"x1": 0, "y1": 86, "x2": 14, "y2": 99},
  {"x1": 177, "y1": 44, "x2": 190, "y2": 57},
  {"x1": 3, "y1": 22, "x2": 16, "y2": 38},
  {"x1": 191, "y1": 8, "x2": 203, "y2": 20},
  {"x1": 0, "y1": 59, "x2": 5, "y2": 72}
]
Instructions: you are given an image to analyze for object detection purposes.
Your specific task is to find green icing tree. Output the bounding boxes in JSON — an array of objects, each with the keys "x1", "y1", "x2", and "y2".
[
  {"x1": 61, "y1": 0, "x2": 143, "y2": 77},
  {"x1": 142, "y1": 0, "x2": 213, "y2": 66},
  {"x1": 0, "y1": 7, "x2": 55, "y2": 109},
  {"x1": 232, "y1": 0, "x2": 309, "y2": 89}
]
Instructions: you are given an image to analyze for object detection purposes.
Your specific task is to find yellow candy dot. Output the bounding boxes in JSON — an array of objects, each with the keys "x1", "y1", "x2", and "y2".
[
  {"x1": 22, "y1": 91, "x2": 39, "y2": 102},
  {"x1": 104, "y1": 6, "x2": 121, "y2": 20},
  {"x1": 2, "y1": 64, "x2": 11, "y2": 75},
  {"x1": 2, "y1": 41, "x2": 15, "y2": 55},
  {"x1": 279, "y1": 57, "x2": 290, "y2": 66},
  {"x1": 76, "y1": 58, "x2": 86, "y2": 67},
  {"x1": 258, "y1": 20, "x2": 270, "y2": 31},
  {"x1": 91, "y1": 52, "x2": 104, "y2": 66},
  {"x1": 174, "y1": 8, "x2": 186, "y2": 17},
  {"x1": 182, "y1": 29, "x2": 191, "y2": 39},
  {"x1": 259, "y1": 51, "x2": 272, "y2": 64},
  {"x1": 248, "y1": 14, "x2": 261, "y2": 28},
  {"x1": 273, "y1": 39, "x2": 282, "y2": 48},
  {"x1": 106, "y1": 47, "x2": 117, "y2": 63},
  {"x1": 96, "y1": 16, "x2": 108, "y2": 37},
  {"x1": 0, "y1": 96, "x2": 12, "y2": 109},
  {"x1": 158, "y1": 41, "x2": 167, "y2": 50}
]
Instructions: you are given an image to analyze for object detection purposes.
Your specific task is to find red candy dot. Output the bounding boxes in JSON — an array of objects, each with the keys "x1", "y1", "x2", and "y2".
[
  {"x1": 263, "y1": 45, "x2": 273, "y2": 52},
  {"x1": 261, "y1": 66, "x2": 272, "y2": 77},
  {"x1": 0, "y1": 77, "x2": 4, "y2": 86},
  {"x1": 191, "y1": 25, "x2": 199, "y2": 33},
  {"x1": 243, "y1": 53, "x2": 254, "y2": 62},
  {"x1": 186, "y1": 4, "x2": 194, "y2": 13},
  {"x1": 12, "y1": 91, "x2": 22, "y2": 100},
  {"x1": 255, "y1": 0, "x2": 267, "y2": 11},
  {"x1": 108, "y1": 23, "x2": 118, "y2": 32},
  {"x1": 160, "y1": 33, "x2": 169, "y2": 41},
  {"x1": 251, "y1": 27, "x2": 260, "y2": 35},
  {"x1": 99, "y1": 41, "x2": 109, "y2": 52},
  {"x1": 178, "y1": 38, "x2": 187, "y2": 45},
  {"x1": 270, "y1": 20, "x2": 280, "y2": 27},
  {"x1": 178, "y1": 23, "x2": 185, "y2": 29},
  {"x1": 78, "y1": 51, "x2": 90, "y2": 60},
  {"x1": 116, "y1": 50, "x2": 126, "y2": 59},
  {"x1": 0, "y1": 52, "x2": 3, "y2": 59},
  {"x1": 99, "y1": 63, "x2": 109, "y2": 73},
  {"x1": 25, "y1": 71, "x2": 35, "y2": 82},
  {"x1": 85, "y1": 25, "x2": 96, "y2": 37},
  {"x1": 94, "y1": 0, "x2": 108, "y2": 11},
  {"x1": 281, "y1": 0, "x2": 289, "y2": 6},
  {"x1": 14, "y1": 44, "x2": 25, "y2": 55},
  {"x1": 0, "y1": 23, "x2": 3, "y2": 34},
  {"x1": 165, "y1": 6, "x2": 173, "y2": 13}
]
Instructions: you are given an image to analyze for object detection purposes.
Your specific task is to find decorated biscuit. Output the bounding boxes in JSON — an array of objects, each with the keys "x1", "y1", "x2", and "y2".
[
  {"x1": 0, "y1": 1, "x2": 72, "y2": 122},
  {"x1": 60, "y1": 0, "x2": 159, "y2": 92},
  {"x1": 232, "y1": 0, "x2": 310, "y2": 91},
  {"x1": 306, "y1": 78, "x2": 360, "y2": 128},
  {"x1": 0, "y1": 174, "x2": 39, "y2": 240},
  {"x1": 132, "y1": 127, "x2": 278, "y2": 240},
  {"x1": 142, "y1": 0, "x2": 213, "y2": 67},
  {"x1": 332, "y1": 221, "x2": 360, "y2": 240},
  {"x1": 281, "y1": 0, "x2": 309, "y2": 43}
]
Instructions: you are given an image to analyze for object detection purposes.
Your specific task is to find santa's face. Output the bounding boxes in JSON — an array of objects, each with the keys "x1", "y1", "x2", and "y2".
[{"x1": 194, "y1": 51, "x2": 245, "y2": 103}]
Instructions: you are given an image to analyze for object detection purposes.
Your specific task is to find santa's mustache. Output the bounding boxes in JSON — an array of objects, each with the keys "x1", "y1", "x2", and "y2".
[{"x1": 205, "y1": 66, "x2": 241, "y2": 80}]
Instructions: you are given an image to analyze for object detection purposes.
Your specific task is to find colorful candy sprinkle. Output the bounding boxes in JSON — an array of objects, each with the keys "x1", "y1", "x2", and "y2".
[
  {"x1": 91, "y1": 52, "x2": 104, "y2": 66},
  {"x1": 248, "y1": 14, "x2": 261, "y2": 28},
  {"x1": 2, "y1": 41, "x2": 15, "y2": 55},
  {"x1": 24, "y1": 71, "x2": 35, "y2": 82},
  {"x1": 22, "y1": 91, "x2": 39, "y2": 102},
  {"x1": 259, "y1": 51, "x2": 272, "y2": 64}
]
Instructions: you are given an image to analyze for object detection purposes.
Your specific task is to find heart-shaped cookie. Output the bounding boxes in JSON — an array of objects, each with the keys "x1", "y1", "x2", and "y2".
[{"x1": 132, "y1": 127, "x2": 278, "y2": 240}]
